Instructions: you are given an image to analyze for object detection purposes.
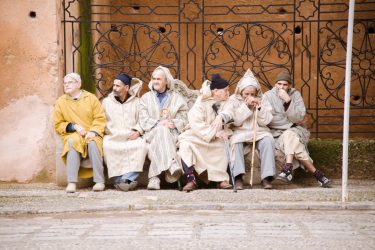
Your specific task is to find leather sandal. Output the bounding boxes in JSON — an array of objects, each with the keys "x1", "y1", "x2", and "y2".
[
  {"x1": 217, "y1": 181, "x2": 232, "y2": 189},
  {"x1": 182, "y1": 181, "x2": 198, "y2": 192}
]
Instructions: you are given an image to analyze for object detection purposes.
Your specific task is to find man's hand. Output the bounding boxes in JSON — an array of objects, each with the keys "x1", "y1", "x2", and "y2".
[
  {"x1": 278, "y1": 89, "x2": 291, "y2": 103},
  {"x1": 296, "y1": 116, "x2": 308, "y2": 126},
  {"x1": 158, "y1": 119, "x2": 169, "y2": 127},
  {"x1": 159, "y1": 119, "x2": 175, "y2": 129},
  {"x1": 128, "y1": 131, "x2": 140, "y2": 140},
  {"x1": 245, "y1": 96, "x2": 260, "y2": 108},
  {"x1": 74, "y1": 124, "x2": 87, "y2": 137},
  {"x1": 166, "y1": 121, "x2": 175, "y2": 129},
  {"x1": 215, "y1": 130, "x2": 228, "y2": 140},
  {"x1": 85, "y1": 131, "x2": 96, "y2": 140},
  {"x1": 211, "y1": 115, "x2": 223, "y2": 132}
]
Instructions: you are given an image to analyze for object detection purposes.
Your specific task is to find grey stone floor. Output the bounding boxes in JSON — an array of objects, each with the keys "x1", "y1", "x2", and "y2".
[{"x1": 0, "y1": 210, "x2": 374, "y2": 249}]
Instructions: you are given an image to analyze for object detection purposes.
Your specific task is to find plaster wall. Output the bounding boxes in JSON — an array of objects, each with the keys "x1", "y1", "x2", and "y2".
[{"x1": 0, "y1": 0, "x2": 62, "y2": 182}]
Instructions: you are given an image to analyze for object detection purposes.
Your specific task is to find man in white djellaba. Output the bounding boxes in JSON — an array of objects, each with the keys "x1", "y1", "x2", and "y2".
[
  {"x1": 102, "y1": 73, "x2": 148, "y2": 192},
  {"x1": 139, "y1": 66, "x2": 189, "y2": 190}
]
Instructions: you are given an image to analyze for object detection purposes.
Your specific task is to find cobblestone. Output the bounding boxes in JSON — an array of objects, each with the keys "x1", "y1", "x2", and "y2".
[{"x1": 0, "y1": 210, "x2": 374, "y2": 249}]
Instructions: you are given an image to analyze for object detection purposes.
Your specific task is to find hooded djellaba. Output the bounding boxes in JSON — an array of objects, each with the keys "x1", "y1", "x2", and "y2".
[
  {"x1": 178, "y1": 74, "x2": 234, "y2": 189},
  {"x1": 138, "y1": 66, "x2": 189, "y2": 186},
  {"x1": 102, "y1": 74, "x2": 148, "y2": 181},
  {"x1": 223, "y1": 69, "x2": 276, "y2": 188},
  {"x1": 227, "y1": 68, "x2": 274, "y2": 145}
]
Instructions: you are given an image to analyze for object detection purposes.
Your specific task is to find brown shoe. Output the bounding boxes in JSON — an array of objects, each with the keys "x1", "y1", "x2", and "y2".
[
  {"x1": 217, "y1": 181, "x2": 233, "y2": 189},
  {"x1": 261, "y1": 178, "x2": 273, "y2": 189},
  {"x1": 235, "y1": 178, "x2": 244, "y2": 190},
  {"x1": 182, "y1": 181, "x2": 197, "y2": 192}
]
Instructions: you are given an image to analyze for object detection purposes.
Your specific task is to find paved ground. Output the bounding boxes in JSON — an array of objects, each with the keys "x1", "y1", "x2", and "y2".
[
  {"x1": 0, "y1": 179, "x2": 374, "y2": 214},
  {"x1": 0, "y1": 179, "x2": 374, "y2": 249},
  {"x1": 0, "y1": 210, "x2": 374, "y2": 249}
]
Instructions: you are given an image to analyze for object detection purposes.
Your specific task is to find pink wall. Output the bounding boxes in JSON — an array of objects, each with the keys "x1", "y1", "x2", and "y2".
[{"x1": 0, "y1": 0, "x2": 62, "y2": 182}]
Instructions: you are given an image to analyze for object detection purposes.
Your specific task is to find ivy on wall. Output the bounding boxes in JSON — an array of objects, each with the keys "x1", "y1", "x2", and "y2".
[{"x1": 78, "y1": 0, "x2": 95, "y2": 93}]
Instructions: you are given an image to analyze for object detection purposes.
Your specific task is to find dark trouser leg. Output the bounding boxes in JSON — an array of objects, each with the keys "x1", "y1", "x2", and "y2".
[{"x1": 181, "y1": 159, "x2": 196, "y2": 183}]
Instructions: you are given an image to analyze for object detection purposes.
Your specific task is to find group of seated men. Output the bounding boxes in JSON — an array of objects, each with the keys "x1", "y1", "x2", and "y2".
[{"x1": 54, "y1": 66, "x2": 331, "y2": 193}]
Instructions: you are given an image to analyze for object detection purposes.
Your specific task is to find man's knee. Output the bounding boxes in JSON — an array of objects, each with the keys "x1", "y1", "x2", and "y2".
[
  {"x1": 283, "y1": 130, "x2": 298, "y2": 139},
  {"x1": 262, "y1": 135, "x2": 275, "y2": 146},
  {"x1": 87, "y1": 141, "x2": 99, "y2": 151},
  {"x1": 67, "y1": 138, "x2": 76, "y2": 148}
]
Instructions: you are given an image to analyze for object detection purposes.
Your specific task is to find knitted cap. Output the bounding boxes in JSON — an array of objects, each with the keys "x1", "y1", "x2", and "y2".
[
  {"x1": 210, "y1": 74, "x2": 229, "y2": 90},
  {"x1": 115, "y1": 73, "x2": 132, "y2": 86},
  {"x1": 276, "y1": 70, "x2": 292, "y2": 84}
]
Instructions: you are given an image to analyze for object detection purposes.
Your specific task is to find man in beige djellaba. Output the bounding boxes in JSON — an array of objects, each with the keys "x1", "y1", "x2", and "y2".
[
  {"x1": 227, "y1": 69, "x2": 276, "y2": 190},
  {"x1": 264, "y1": 70, "x2": 331, "y2": 187},
  {"x1": 102, "y1": 73, "x2": 148, "y2": 192},
  {"x1": 178, "y1": 74, "x2": 234, "y2": 192},
  {"x1": 139, "y1": 66, "x2": 189, "y2": 190}
]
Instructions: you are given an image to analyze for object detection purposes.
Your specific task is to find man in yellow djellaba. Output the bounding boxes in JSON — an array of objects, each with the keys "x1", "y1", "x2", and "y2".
[{"x1": 54, "y1": 73, "x2": 106, "y2": 193}]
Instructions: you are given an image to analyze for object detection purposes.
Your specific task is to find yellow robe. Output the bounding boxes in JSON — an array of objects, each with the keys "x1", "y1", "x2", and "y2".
[{"x1": 53, "y1": 90, "x2": 106, "y2": 178}]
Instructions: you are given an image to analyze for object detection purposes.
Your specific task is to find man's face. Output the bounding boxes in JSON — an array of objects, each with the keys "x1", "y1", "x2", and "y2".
[
  {"x1": 275, "y1": 80, "x2": 290, "y2": 92},
  {"x1": 241, "y1": 86, "x2": 257, "y2": 99},
  {"x1": 63, "y1": 76, "x2": 81, "y2": 95},
  {"x1": 151, "y1": 69, "x2": 168, "y2": 93},
  {"x1": 213, "y1": 86, "x2": 230, "y2": 101},
  {"x1": 113, "y1": 79, "x2": 129, "y2": 100}
]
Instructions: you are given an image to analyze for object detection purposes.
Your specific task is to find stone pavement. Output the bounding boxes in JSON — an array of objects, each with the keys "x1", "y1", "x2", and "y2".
[
  {"x1": 0, "y1": 210, "x2": 374, "y2": 249},
  {"x1": 0, "y1": 179, "x2": 374, "y2": 249},
  {"x1": 0, "y1": 179, "x2": 374, "y2": 215}
]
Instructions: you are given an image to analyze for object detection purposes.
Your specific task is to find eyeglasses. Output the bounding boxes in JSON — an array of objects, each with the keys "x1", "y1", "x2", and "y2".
[{"x1": 63, "y1": 81, "x2": 77, "y2": 85}]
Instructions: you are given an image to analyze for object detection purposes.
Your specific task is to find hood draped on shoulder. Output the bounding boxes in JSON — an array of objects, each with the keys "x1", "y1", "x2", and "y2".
[{"x1": 148, "y1": 66, "x2": 176, "y2": 91}]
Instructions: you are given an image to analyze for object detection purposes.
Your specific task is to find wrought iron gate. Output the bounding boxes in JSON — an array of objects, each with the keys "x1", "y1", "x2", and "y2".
[{"x1": 63, "y1": 0, "x2": 375, "y2": 138}]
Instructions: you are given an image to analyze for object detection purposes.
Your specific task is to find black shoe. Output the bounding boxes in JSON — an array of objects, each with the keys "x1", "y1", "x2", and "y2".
[
  {"x1": 317, "y1": 175, "x2": 332, "y2": 188},
  {"x1": 276, "y1": 168, "x2": 293, "y2": 182}
]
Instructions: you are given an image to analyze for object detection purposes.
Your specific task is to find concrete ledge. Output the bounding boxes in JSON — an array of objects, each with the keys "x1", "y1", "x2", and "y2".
[
  {"x1": 1, "y1": 202, "x2": 375, "y2": 216},
  {"x1": 1, "y1": 180, "x2": 374, "y2": 215}
]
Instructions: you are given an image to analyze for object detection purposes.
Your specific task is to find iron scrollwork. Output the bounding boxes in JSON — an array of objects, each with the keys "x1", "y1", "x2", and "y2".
[
  {"x1": 92, "y1": 23, "x2": 179, "y2": 97},
  {"x1": 204, "y1": 23, "x2": 293, "y2": 90},
  {"x1": 320, "y1": 21, "x2": 375, "y2": 108}
]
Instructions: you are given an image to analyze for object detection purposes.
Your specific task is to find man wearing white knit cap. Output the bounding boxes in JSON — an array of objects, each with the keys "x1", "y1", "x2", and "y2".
[
  {"x1": 227, "y1": 69, "x2": 276, "y2": 189},
  {"x1": 139, "y1": 66, "x2": 189, "y2": 190}
]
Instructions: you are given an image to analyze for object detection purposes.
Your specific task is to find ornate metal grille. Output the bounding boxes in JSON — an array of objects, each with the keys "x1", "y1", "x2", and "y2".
[{"x1": 63, "y1": 0, "x2": 375, "y2": 138}]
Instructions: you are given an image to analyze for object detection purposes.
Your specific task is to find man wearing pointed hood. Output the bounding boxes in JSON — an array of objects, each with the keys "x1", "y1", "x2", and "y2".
[
  {"x1": 139, "y1": 66, "x2": 189, "y2": 190},
  {"x1": 264, "y1": 70, "x2": 331, "y2": 187},
  {"x1": 102, "y1": 73, "x2": 148, "y2": 192},
  {"x1": 178, "y1": 74, "x2": 234, "y2": 192},
  {"x1": 227, "y1": 69, "x2": 276, "y2": 189}
]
